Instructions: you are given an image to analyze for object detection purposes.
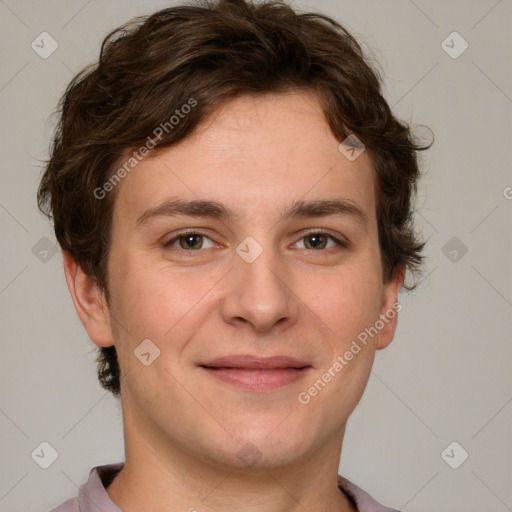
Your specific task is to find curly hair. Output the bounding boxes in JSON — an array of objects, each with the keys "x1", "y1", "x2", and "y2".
[{"x1": 37, "y1": 0, "x2": 433, "y2": 398}]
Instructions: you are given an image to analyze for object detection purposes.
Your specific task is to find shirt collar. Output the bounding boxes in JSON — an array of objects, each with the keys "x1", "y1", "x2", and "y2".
[{"x1": 78, "y1": 463, "x2": 399, "y2": 512}]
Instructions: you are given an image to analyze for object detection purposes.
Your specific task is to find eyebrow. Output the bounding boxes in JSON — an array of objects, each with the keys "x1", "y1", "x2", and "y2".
[{"x1": 135, "y1": 197, "x2": 369, "y2": 232}]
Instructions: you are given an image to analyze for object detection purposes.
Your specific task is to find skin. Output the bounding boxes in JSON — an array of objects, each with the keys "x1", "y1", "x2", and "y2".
[{"x1": 64, "y1": 90, "x2": 404, "y2": 512}]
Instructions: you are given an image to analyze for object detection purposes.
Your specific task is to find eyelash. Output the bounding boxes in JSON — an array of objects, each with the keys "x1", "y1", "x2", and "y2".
[{"x1": 162, "y1": 229, "x2": 348, "y2": 253}]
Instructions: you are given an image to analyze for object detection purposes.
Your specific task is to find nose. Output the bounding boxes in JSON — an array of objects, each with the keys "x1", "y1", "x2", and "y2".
[{"x1": 221, "y1": 242, "x2": 300, "y2": 333}]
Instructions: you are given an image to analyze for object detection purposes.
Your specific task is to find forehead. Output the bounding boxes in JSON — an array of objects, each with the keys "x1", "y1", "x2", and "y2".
[{"x1": 112, "y1": 91, "x2": 376, "y2": 228}]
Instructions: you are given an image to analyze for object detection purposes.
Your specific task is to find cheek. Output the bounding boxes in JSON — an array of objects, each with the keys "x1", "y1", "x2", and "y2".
[
  {"x1": 111, "y1": 255, "x2": 218, "y2": 344},
  {"x1": 302, "y1": 272, "x2": 380, "y2": 411},
  {"x1": 310, "y1": 263, "x2": 383, "y2": 341}
]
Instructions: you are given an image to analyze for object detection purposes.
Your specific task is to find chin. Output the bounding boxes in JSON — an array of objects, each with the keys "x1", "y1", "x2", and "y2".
[
  {"x1": 229, "y1": 427, "x2": 309, "y2": 467},
  {"x1": 209, "y1": 439, "x2": 305, "y2": 472}
]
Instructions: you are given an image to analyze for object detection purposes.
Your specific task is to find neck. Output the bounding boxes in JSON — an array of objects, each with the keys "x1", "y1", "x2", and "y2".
[
  {"x1": 106, "y1": 457, "x2": 357, "y2": 512},
  {"x1": 106, "y1": 439, "x2": 357, "y2": 511},
  {"x1": 105, "y1": 391, "x2": 357, "y2": 512}
]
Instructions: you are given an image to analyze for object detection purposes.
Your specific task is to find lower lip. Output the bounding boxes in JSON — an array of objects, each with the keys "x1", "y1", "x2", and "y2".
[{"x1": 199, "y1": 367, "x2": 312, "y2": 391}]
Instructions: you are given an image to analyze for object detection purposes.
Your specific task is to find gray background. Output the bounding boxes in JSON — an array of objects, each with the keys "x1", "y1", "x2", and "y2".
[{"x1": 0, "y1": 0, "x2": 511, "y2": 511}]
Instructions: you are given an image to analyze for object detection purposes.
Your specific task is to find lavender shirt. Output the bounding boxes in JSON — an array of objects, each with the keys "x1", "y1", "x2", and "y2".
[{"x1": 49, "y1": 462, "x2": 402, "y2": 512}]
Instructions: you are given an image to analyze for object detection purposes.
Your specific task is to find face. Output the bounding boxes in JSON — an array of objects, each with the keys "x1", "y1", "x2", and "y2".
[{"x1": 70, "y1": 90, "x2": 403, "y2": 471}]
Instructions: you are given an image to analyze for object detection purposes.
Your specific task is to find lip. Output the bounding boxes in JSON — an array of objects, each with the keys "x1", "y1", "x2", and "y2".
[
  {"x1": 198, "y1": 355, "x2": 312, "y2": 392},
  {"x1": 199, "y1": 355, "x2": 310, "y2": 370},
  {"x1": 199, "y1": 367, "x2": 312, "y2": 391}
]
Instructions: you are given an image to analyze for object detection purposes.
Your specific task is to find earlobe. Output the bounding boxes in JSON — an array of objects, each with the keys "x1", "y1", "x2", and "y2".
[
  {"x1": 62, "y1": 250, "x2": 114, "y2": 348},
  {"x1": 376, "y1": 265, "x2": 405, "y2": 350}
]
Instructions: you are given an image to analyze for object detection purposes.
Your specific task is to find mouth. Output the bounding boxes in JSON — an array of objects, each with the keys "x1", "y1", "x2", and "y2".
[{"x1": 198, "y1": 355, "x2": 312, "y2": 391}]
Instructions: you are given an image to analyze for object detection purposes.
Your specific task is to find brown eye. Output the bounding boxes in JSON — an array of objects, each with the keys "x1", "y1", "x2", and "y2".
[
  {"x1": 295, "y1": 231, "x2": 346, "y2": 250},
  {"x1": 164, "y1": 232, "x2": 215, "y2": 251},
  {"x1": 304, "y1": 234, "x2": 329, "y2": 249}
]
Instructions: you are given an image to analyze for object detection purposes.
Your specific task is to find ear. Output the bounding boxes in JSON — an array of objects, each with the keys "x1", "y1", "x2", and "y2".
[
  {"x1": 62, "y1": 250, "x2": 114, "y2": 348},
  {"x1": 376, "y1": 265, "x2": 405, "y2": 350}
]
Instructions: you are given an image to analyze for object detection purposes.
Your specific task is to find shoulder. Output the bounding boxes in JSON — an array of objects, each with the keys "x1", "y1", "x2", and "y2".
[
  {"x1": 46, "y1": 462, "x2": 124, "y2": 512},
  {"x1": 338, "y1": 475, "x2": 403, "y2": 512},
  {"x1": 47, "y1": 497, "x2": 79, "y2": 512}
]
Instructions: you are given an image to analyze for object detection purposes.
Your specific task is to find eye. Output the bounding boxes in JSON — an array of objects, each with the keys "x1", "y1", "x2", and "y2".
[
  {"x1": 294, "y1": 230, "x2": 347, "y2": 250},
  {"x1": 163, "y1": 231, "x2": 215, "y2": 251},
  {"x1": 162, "y1": 229, "x2": 347, "y2": 253}
]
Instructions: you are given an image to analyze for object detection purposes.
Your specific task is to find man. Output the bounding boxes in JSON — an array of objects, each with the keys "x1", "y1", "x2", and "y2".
[{"x1": 38, "y1": 0, "x2": 431, "y2": 510}]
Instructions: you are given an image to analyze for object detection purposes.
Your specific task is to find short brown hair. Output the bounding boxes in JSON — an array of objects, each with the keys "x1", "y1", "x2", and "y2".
[{"x1": 37, "y1": 0, "x2": 433, "y2": 398}]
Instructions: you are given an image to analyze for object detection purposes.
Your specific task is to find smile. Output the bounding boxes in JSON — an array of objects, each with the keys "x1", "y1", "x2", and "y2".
[{"x1": 199, "y1": 366, "x2": 312, "y2": 391}]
